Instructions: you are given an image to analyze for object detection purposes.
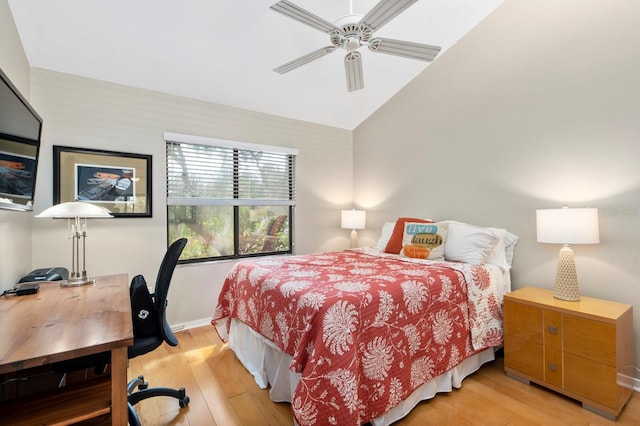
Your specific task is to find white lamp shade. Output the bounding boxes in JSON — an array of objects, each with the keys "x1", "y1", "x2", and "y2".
[
  {"x1": 36, "y1": 201, "x2": 113, "y2": 218},
  {"x1": 341, "y1": 209, "x2": 366, "y2": 230},
  {"x1": 536, "y1": 207, "x2": 599, "y2": 244}
]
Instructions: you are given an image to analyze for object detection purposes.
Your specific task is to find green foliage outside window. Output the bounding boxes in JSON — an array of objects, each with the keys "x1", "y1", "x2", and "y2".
[{"x1": 168, "y1": 205, "x2": 291, "y2": 261}]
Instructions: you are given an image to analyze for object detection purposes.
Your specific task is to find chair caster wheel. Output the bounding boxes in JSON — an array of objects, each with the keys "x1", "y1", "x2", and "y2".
[
  {"x1": 178, "y1": 387, "x2": 190, "y2": 408},
  {"x1": 128, "y1": 376, "x2": 149, "y2": 394},
  {"x1": 179, "y1": 395, "x2": 190, "y2": 408}
]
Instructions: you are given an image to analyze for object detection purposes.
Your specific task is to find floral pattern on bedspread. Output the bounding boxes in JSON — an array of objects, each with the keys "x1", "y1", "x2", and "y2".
[{"x1": 212, "y1": 250, "x2": 503, "y2": 426}]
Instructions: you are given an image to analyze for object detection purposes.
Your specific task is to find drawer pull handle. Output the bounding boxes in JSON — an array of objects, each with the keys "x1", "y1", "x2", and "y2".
[
  {"x1": 548, "y1": 325, "x2": 557, "y2": 335},
  {"x1": 549, "y1": 362, "x2": 558, "y2": 372}
]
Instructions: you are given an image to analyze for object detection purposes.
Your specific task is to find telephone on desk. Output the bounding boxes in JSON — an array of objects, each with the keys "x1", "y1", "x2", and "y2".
[
  {"x1": 0, "y1": 268, "x2": 68, "y2": 297},
  {"x1": 19, "y1": 267, "x2": 69, "y2": 283}
]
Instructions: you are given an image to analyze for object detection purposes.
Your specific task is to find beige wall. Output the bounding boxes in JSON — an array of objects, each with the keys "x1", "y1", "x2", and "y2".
[
  {"x1": 0, "y1": 0, "x2": 33, "y2": 290},
  {"x1": 354, "y1": 0, "x2": 640, "y2": 367},
  {"x1": 29, "y1": 68, "x2": 353, "y2": 326}
]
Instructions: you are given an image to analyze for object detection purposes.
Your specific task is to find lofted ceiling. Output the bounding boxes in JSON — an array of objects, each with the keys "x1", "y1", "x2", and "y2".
[{"x1": 8, "y1": 0, "x2": 503, "y2": 130}]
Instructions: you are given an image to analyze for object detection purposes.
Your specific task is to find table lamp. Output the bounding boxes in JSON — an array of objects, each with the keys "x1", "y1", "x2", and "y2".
[
  {"x1": 36, "y1": 201, "x2": 113, "y2": 286},
  {"x1": 536, "y1": 206, "x2": 599, "y2": 301},
  {"x1": 341, "y1": 209, "x2": 366, "y2": 248}
]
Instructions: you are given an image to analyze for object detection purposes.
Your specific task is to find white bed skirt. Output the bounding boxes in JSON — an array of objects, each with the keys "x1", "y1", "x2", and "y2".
[{"x1": 226, "y1": 318, "x2": 496, "y2": 425}]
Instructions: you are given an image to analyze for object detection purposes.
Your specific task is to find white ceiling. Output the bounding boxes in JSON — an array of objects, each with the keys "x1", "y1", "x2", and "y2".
[{"x1": 8, "y1": 0, "x2": 503, "y2": 130}]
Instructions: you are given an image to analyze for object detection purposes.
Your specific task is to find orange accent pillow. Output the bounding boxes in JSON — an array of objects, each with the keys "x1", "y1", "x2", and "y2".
[{"x1": 384, "y1": 217, "x2": 433, "y2": 254}]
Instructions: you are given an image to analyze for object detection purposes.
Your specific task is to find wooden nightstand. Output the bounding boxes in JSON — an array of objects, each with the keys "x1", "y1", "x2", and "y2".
[{"x1": 503, "y1": 287, "x2": 634, "y2": 419}]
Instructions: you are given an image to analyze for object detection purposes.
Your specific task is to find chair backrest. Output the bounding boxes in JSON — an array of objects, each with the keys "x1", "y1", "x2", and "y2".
[
  {"x1": 153, "y1": 238, "x2": 188, "y2": 310},
  {"x1": 154, "y1": 238, "x2": 187, "y2": 346},
  {"x1": 129, "y1": 238, "x2": 187, "y2": 350},
  {"x1": 130, "y1": 274, "x2": 159, "y2": 338}
]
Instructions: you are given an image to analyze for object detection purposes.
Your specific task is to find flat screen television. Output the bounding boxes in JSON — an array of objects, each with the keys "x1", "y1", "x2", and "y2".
[{"x1": 0, "y1": 67, "x2": 42, "y2": 212}]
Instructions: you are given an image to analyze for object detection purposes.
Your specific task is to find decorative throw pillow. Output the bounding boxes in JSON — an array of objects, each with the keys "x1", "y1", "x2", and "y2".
[
  {"x1": 400, "y1": 222, "x2": 448, "y2": 260},
  {"x1": 384, "y1": 217, "x2": 433, "y2": 254},
  {"x1": 444, "y1": 221, "x2": 500, "y2": 265}
]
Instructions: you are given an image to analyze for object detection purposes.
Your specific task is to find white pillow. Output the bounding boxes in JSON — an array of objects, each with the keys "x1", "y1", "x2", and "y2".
[
  {"x1": 485, "y1": 237, "x2": 510, "y2": 271},
  {"x1": 376, "y1": 222, "x2": 396, "y2": 251},
  {"x1": 488, "y1": 227, "x2": 519, "y2": 266},
  {"x1": 444, "y1": 221, "x2": 500, "y2": 265}
]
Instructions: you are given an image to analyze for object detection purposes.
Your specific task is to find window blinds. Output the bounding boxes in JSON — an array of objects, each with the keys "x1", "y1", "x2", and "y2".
[{"x1": 166, "y1": 136, "x2": 296, "y2": 207}]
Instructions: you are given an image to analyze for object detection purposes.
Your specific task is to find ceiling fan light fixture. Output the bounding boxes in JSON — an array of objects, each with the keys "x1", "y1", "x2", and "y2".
[{"x1": 345, "y1": 36, "x2": 361, "y2": 52}]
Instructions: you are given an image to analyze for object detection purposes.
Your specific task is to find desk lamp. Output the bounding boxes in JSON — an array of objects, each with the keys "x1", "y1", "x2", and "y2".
[
  {"x1": 341, "y1": 209, "x2": 366, "y2": 248},
  {"x1": 536, "y1": 206, "x2": 599, "y2": 301},
  {"x1": 36, "y1": 201, "x2": 113, "y2": 286}
]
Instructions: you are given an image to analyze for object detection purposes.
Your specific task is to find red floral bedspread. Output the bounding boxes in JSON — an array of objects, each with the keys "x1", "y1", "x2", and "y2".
[{"x1": 212, "y1": 250, "x2": 503, "y2": 426}]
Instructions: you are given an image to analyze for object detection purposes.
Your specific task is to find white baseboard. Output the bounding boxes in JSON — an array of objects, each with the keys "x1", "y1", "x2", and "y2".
[
  {"x1": 170, "y1": 317, "x2": 213, "y2": 332},
  {"x1": 618, "y1": 373, "x2": 640, "y2": 393}
]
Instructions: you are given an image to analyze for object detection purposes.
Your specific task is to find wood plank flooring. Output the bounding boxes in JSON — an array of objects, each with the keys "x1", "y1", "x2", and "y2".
[{"x1": 127, "y1": 326, "x2": 640, "y2": 425}]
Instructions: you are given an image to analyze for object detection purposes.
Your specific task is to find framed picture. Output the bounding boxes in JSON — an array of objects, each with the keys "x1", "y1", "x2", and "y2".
[{"x1": 53, "y1": 145, "x2": 152, "y2": 218}]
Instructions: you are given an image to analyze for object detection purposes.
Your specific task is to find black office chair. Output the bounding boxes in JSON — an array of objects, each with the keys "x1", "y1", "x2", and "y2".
[
  {"x1": 126, "y1": 237, "x2": 189, "y2": 425},
  {"x1": 53, "y1": 237, "x2": 189, "y2": 425}
]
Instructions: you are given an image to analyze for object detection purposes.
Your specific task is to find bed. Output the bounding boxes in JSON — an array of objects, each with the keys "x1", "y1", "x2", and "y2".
[{"x1": 212, "y1": 219, "x2": 518, "y2": 425}]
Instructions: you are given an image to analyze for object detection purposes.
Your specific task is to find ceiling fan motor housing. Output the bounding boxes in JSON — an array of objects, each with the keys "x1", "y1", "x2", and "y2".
[{"x1": 330, "y1": 22, "x2": 373, "y2": 51}]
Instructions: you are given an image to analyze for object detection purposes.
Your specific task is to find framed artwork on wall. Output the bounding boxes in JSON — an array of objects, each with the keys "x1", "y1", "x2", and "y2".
[{"x1": 53, "y1": 145, "x2": 152, "y2": 218}]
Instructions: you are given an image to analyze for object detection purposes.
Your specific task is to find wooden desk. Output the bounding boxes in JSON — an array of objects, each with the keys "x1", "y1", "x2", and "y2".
[{"x1": 0, "y1": 274, "x2": 133, "y2": 425}]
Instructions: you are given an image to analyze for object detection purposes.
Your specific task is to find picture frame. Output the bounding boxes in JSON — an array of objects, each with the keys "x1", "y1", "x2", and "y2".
[{"x1": 53, "y1": 145, "x2": 152, "y2": 218}]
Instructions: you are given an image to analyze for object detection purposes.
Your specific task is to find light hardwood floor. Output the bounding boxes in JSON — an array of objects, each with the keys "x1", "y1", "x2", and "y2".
[{"x1": 127, "y1": 326, "x2": 640, "y2": 425}]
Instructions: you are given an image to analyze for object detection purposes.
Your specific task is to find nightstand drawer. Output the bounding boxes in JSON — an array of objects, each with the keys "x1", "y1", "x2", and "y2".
[
  {"x1": 564, "y1": 316, "x2": 616, "y2": 366},
  {"x1": 564, "y1": 353, "x2": 617, "y2": 409},
  {"x1": 543, "y1": 310, "x2": 562, "y2": 349},
  {"x1": 544, "y1": 347, "x2": 562, "y2": 388},
  {"x1": 504, "y1": 302, "x2": 542, "y2": 343},
  {"x1": 504, "y1": 335, "x2": 543, "y2": 381}
]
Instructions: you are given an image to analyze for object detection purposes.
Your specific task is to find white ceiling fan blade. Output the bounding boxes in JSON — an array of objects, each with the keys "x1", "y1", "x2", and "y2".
[
  {"x1": 359, "y1": 0, "x2": 418, "y2": 31},
  {"x1": 368, "y1": 38, "x2": 441, "y2": 61},
  {"x1": 274, "y1": 46, "x2": 337, "y2": 74},
  {"x1": 271, "y1": 1, "x2": 340, "y2": 33},
  {"x1": 344, "y1": 52, "x2": 364, "y2": 92}
]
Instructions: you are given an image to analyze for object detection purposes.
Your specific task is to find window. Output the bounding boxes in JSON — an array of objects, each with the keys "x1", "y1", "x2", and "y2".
[{"x1": 165, "y1": 132, "x2": 297, "y2": 262}]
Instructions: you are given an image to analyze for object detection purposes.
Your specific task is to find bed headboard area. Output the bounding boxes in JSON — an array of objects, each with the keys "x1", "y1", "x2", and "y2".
[{"x1": 376, "y1": 217, "x2": 518, "y2": 271}]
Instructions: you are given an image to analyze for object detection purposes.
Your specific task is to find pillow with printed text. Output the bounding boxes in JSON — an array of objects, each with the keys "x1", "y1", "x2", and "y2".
[
  {"x1": 384, "y1": 217, "x2": 433, "y2": 254},
  {"x1": 400, "y1": 222, "x2": 448, "y2": 260}
]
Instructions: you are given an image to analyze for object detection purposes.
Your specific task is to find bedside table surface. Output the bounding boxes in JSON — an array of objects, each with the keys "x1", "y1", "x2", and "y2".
[{"x1": 505, "y1": 287, "x2": 631, "y2": 323}]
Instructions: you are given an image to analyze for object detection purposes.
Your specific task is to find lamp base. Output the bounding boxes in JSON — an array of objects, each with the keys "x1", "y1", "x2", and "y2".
[
  {"x1": 553, "y1": 246, "x2": 580, "y2": 301},
  {"x1": 349, "y1": 229, "x2": 359, "y2": 249},
  {"x1": 61, "y1": 276, "x2": 95, "y2": 287}
]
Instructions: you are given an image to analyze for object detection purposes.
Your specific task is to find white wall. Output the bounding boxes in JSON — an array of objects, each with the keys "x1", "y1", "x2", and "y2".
[
  {"x1": 0, "y1": 0, "x2": 33, "y2": 290},
  {"x1": 29, "y1": 68, "x2": 353, "y2": 326},
  {"x1": 354, "y1": 0, "x2": 640, "y2": 366}
]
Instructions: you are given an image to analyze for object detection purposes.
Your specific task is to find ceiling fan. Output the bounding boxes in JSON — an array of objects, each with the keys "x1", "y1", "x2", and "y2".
[{"x1": 270, "y1": 0, "x2": 442, "y2": 92}]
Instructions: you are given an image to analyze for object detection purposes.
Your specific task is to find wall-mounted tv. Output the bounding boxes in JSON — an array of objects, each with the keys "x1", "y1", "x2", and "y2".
[{"x1": 0, "y1": 67, "x2": 42, "y2": 212}]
